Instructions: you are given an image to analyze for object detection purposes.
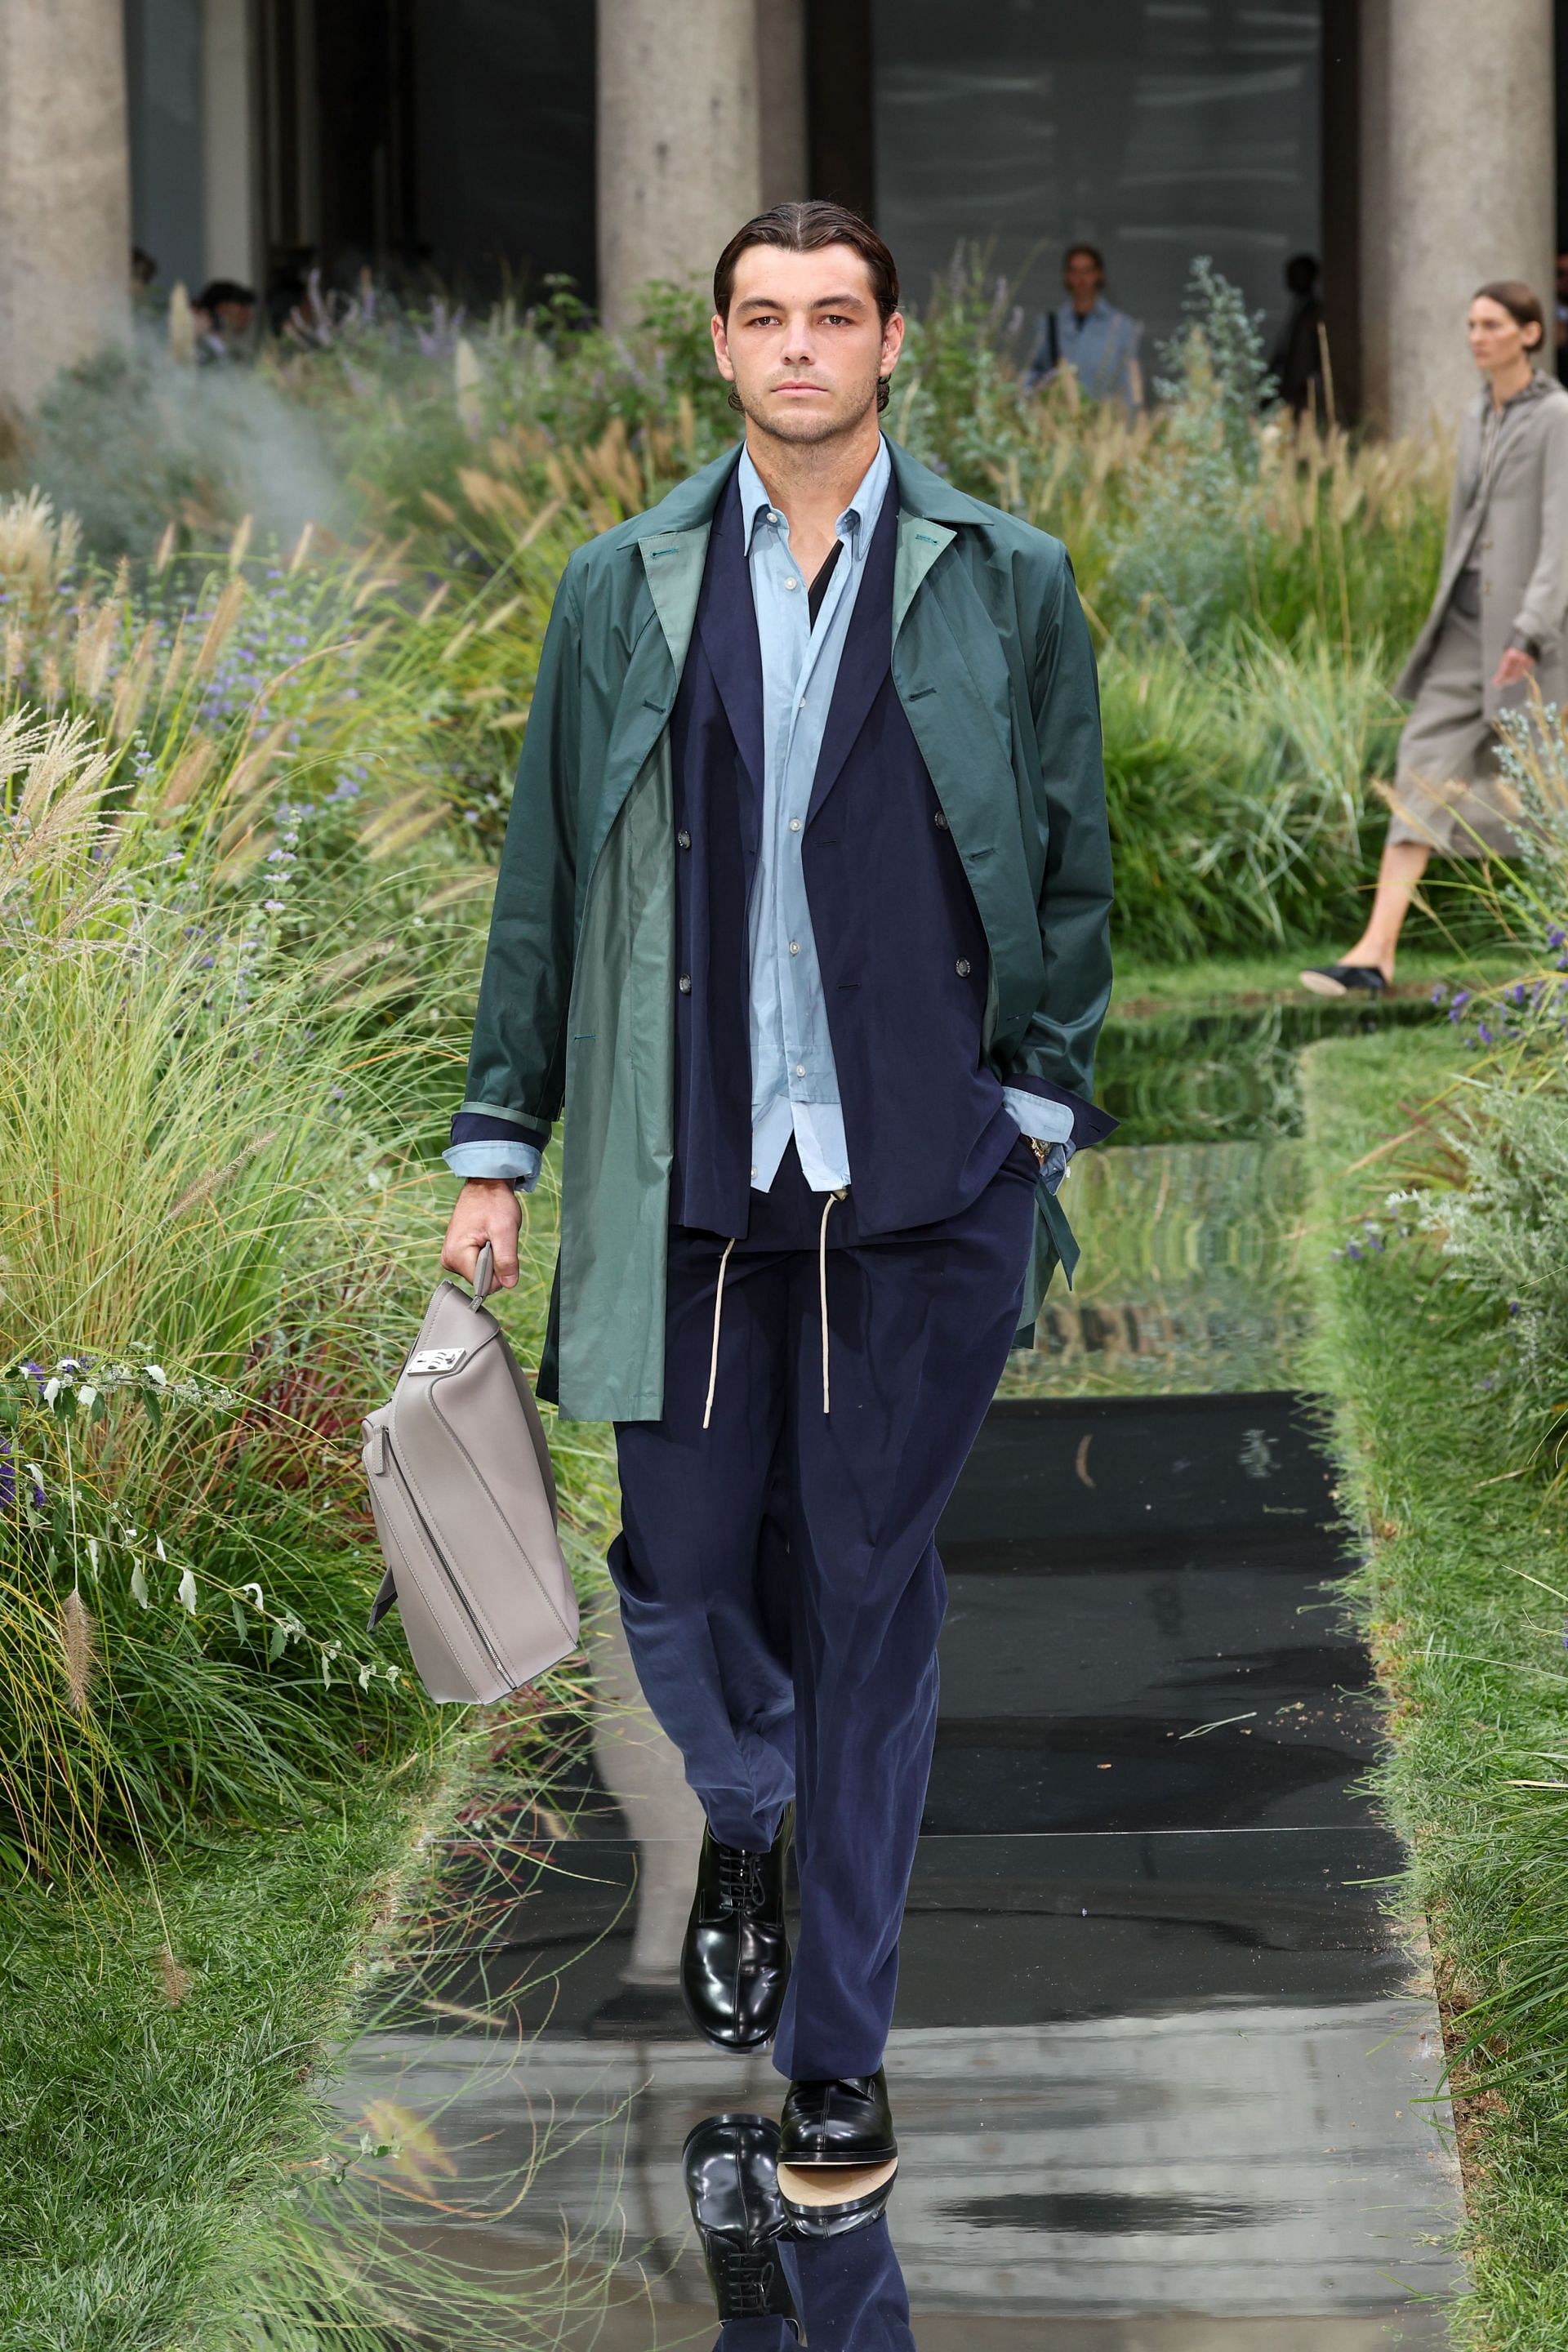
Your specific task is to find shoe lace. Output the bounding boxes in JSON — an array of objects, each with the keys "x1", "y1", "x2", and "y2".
[
  {"x1": 716, "y1": 2247, "x2": 783, "y2": 2315},
  {"x1": 715, "y1": 1844, "x2": 768, "y2": 1915}
]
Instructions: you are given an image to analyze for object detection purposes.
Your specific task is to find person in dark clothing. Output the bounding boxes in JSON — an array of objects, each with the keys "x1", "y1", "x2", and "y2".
[
  {"x1": 192, "y1": 279, "x2": 257, "y2": 362},
  {"x1": 1269, "y1": 252, "x2": 1325, "y2": 420},
  {"x1": 440, "y1": 199, "x2": 1114, "y2": 2248}
]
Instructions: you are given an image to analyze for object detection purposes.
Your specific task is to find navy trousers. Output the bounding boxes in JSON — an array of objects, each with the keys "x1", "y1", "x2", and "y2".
[
  {"x1": 711, "y1": 2218, "x2": 914, "y2": 2351},
  {"x1": 610, "y1": 1135, "x2": 1036, "y2": 2081}
]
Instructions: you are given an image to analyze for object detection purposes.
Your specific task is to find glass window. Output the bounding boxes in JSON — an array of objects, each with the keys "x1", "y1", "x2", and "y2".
[{"x1": 873, "y1": 0, "x2": 1321, "y2": 370}]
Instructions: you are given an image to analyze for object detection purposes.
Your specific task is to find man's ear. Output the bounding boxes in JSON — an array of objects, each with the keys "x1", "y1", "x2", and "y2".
[{"x1": 710, "y1": 311, "x2": 736, "y2": 383}]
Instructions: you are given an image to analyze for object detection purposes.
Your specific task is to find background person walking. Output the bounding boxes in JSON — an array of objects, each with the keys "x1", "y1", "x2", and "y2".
[
  {"x1": 1303, "y1": 281, "x2": 1568, "y2": 997},
  {"x1": 1025, "y1": 243, "x2": 1143, "y2": 416}
]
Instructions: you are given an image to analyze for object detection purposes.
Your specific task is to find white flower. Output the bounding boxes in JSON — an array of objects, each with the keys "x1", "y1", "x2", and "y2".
[
  {"x1": 154, "y1": 1534, "x2": 167, "y2": 1561},
  {"x1": 241, "y1": 1581, "x2": 263, "y2": 1609},
  {"x1": 131, "y1": 1561, "x2": 149, "y2": 1608},
  {"x1": 176, "y1": 1566, "x2": 198, "y2": 1615},
  {"x1": 144, "y1": 1364, "x2": 167, "y2": 1386},
  {"x1": 87, "y1": 1536, "x2": 100, "y2": 1579},
  {"x1": 76, "y1": 1384, "x2": 97, "y2": 1410},
  {"x1": 42, "y1": 1377, "x2": 60, "y2": 1405}
]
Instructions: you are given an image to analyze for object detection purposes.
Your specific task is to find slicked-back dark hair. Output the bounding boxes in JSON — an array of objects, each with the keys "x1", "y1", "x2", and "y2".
[
  {"x1": 1472, "y1": 278, "x2": 1545, "y2": 348},
  {"x1": 713, "y1": 201, "x2": 900, "y2": 324}
]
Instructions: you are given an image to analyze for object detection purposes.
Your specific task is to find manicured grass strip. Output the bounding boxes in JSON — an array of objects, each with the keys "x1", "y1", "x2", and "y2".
[
  {"x1": 0, "y1": 1766, "x2": 452, "y2": 2352},
  {"x1": 1301, "y1": 1030, "x2": 1568, "y2": 2352},
  {"x1": 1112, "y1": 942, "x2": 1525, "y2": 1016}
]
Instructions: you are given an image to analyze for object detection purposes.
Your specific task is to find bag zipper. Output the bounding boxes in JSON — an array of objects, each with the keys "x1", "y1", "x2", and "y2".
[{"x1": 376, "y1": 1428, "x2": 509, "y2": 1682}]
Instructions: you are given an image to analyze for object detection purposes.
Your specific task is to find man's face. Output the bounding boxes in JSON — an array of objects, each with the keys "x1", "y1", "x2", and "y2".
[
  {"x1": 1063, "y1": 252, "x2": 1103, "y2": 314},
  {"x1": 711, "y1": 243, "x2": 903, "y2": 447},
  {"x1": 1557, "y1": 253, "x2": 1568, "y2": 302}
]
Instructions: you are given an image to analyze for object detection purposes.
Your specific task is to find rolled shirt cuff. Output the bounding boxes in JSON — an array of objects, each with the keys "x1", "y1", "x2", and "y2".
[
  {"x1": 443, "y1": 1140, "x2": 543, "y2": 1191},
  {"x1": 1002, "y1": 1085, "x2": 1076, "y2": 1146},
  {"x1": 1508, "y1": 626, "x2": 1544, "y2": 658}
]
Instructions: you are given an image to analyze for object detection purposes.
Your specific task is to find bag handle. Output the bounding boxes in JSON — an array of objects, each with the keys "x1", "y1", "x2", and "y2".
[{"x1": 471, "y1": 1241, "x2": 495, "y2": 1309}]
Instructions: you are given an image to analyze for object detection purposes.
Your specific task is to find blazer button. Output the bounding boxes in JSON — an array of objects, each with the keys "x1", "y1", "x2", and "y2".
[
  {"x1": 933, "y1": 810, "x2": 950, "y2": 830},
  {"x1": 678, "y1": 973, "x2": 693, "y2": 993},
  {"x1": 956, "y1": 958, "x2": 971, "y2": 977},
  {"x1": 677, "y1": 828, "x2": 692, "y2": 849}
]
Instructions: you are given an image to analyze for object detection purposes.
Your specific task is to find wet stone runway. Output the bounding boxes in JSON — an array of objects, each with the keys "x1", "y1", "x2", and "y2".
[
  {"x1": 333, "y1": 995, "x2": 1462, "y2": 2345},
  {"x1": 339, "y1": 1391, "x2": 1460, "y2": 2344}
]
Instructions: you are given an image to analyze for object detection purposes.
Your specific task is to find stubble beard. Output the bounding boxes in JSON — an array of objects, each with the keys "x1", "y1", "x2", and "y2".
[{"x1": 732, "y1": 375, "x2": 880, "y2": 450}]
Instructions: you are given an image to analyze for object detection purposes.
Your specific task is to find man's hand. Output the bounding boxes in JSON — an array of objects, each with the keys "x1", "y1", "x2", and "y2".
[
  {"x1": 441, "y1": 1178, "x2": 523, "y2": 1290},
  {"x1": 1493, "y1": 644, "x2": 1538, "y2": 689}
]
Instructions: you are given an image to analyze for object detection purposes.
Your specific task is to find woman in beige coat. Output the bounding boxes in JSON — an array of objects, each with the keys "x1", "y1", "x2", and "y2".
[{"x1": 1303, "y1": 281, "x2": 1568, "y2": 996}]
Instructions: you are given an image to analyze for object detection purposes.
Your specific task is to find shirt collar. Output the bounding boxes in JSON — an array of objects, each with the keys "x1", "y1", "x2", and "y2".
[
  {"x1": 737, "y1": 434, "x2": 892, "y2": 554},
  {"x1": 1062, "y1": 296, "x2": 1111, "y2": 328}
]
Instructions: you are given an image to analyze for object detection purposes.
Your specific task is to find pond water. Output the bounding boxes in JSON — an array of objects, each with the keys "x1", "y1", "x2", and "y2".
[{"x1": 1003, "y1": 994, "x2": 1441, "y2": 1400}]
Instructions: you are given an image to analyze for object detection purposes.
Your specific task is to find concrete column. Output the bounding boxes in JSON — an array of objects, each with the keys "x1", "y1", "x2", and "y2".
[
  {"x1": 1365, "y1": 0, "x2": 1554, "y2": 436},
  {"x1": 203, "y1": 0, "x2": 258, "y2": 285},
  {"x1": 596, "y1": 0, "x2": 762, "y2": 332},
  {"x1": 0, "y1": 0, "x2": 131, "y2": 414}
]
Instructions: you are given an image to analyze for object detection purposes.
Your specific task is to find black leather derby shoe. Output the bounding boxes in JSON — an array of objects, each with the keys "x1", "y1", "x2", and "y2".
[
  {"x1": 779, "y1": 2068, "x2": 898, "y2": 2167},
  {"x1": 682, "y1": 2111, "x2": 799, "y2": 2329},
  {"x1": 680, "y1": 1812, "x2": 791, "y2": 2051}
]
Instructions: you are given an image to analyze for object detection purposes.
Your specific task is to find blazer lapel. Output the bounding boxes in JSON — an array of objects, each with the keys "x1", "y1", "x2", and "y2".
[
  {"x1": 805, "y1": 487, "x2": 899, "y2": 826},
  {"x1": 696, "y1": 469, "x2": 765, "y2": 829}
]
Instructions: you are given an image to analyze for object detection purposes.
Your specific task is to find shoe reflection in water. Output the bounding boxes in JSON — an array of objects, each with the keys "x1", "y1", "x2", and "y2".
[
  {"x1": 685, "y1": 2110, "x2": 914, "y2": 2351},
  {"x1": 713, "y1": 2221, "x2": 913, "y2": 2352}
]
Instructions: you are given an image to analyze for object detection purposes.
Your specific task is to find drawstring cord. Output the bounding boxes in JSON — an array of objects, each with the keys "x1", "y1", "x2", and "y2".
[
  {"x1": 701, "y1": 1237, "x2": 736, "y2": 1432},
  {"x1": 818, "y1": 1187, "x2": 846, "y2": 1414},
  {"x1": 702, "y1": 1188, "x2": 848, "y2": 1431}
]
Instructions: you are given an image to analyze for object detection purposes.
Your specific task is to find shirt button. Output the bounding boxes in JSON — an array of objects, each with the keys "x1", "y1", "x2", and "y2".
[
  {"x1": 794, "y1": 1063, "x2": 806, "y2": 1076},
  {"x1": 934, "y1": 810, "x2": 950, "y2": 830},
  {"x1": 784, "y1": 577, "x2": 799, "y2": 590},
  {"x1": 679, "y1": 973, "x2": 693, "y2": 994},
  {"x1": 789, "y1": 817, "x2": 802, "y2": 832},
  {"x1": 956, "y1": 959, "x2": 971, "y2": 977},
  {"x1": 789, "y1": 940, "x2": 800, "y2": 955},
  {"x1": 677, "y1": 828, "x2": 691, "y2": 849},
  {"x1": 751, "y1": 1165, "x2": 758, "y2": 1178}
]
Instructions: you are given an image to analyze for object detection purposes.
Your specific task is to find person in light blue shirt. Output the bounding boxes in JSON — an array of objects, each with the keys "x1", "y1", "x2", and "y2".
[
  {"x1": 1025, "y1": 243, "x2": 1143, "y2": 417},
  {"x1": 437, "y1": 202, "x2": 1116, "y2": 2246}
]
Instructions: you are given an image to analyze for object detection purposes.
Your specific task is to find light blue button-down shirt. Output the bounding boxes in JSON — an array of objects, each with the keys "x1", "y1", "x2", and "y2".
[
  {"x1": 738, "y1": 438, "x2": 889, "y2": 1192},
  {"x1": 1026, "y1": 296, "x2": 1143, "y2": 416},
  {"x1": 445, "y1": 440, "x2": 1076, "y2": 1195}
]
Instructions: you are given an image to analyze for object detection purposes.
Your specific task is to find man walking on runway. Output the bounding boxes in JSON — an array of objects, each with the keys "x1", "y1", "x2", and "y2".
[{"x1": 441, "y1": 201, "x2": 1112, "y2": 2277}]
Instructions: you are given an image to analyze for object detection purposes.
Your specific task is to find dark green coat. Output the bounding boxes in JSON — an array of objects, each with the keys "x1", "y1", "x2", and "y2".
[{"x1": 458, "y1": 440, "x2": 1113, "y2": 1420}]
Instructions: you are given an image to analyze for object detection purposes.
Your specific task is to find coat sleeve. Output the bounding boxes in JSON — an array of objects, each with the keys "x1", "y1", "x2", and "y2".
[
  {"x1": 1009, "y1": 548, "x2": 1115, "y2": 1106},
  {"x1": 450, "y1": 555, "x2": 584, "y2": 1152},
  {"x1": 1512, "y1": 399, "x2": 1568, "y2": 653}
]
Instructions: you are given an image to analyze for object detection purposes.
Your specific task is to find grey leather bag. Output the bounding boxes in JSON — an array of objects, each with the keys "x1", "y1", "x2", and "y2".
[{"x1": 361, "y1": 1243, "x2": 579, "y2": 1704}]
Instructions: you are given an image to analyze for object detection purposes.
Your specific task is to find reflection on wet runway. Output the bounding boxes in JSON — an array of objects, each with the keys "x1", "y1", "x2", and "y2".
[{"x1": 330, "y1": 1392, "x2": 1461, "y2": 2343}]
